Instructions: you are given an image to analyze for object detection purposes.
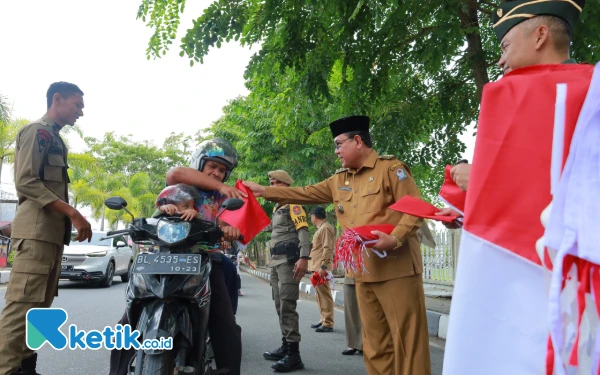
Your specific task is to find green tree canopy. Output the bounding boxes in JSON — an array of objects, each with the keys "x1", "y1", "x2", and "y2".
[{"x1": 138, "y1": 0, "x2": 600, "y2": 199}]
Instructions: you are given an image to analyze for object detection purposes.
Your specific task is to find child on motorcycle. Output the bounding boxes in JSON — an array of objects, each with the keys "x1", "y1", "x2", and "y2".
[{"x1": 155, "y1": 183, "x2": 202, "y2": 222}]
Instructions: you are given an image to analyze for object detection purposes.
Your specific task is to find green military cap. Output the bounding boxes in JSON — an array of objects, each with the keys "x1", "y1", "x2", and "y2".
[
  {"x1": 492, "y1": 0, "x2": 586, "y2": 41},
  {"x1": 268, "y1": 170, "x2": 294, "y2": 185}
]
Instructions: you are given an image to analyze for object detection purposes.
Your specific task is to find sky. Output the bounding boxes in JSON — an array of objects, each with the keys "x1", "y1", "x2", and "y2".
[{"x1": 0, "y1": 0, "x2": 475, "y2": 228}]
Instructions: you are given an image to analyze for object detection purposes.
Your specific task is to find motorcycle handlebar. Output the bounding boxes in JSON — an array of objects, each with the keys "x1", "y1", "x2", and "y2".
[{"x1": 106, "y1": 229, "x2": 129, "y2": 236}]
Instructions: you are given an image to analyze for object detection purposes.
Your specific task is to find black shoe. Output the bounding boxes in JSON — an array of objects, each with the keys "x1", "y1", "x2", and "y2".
[
  {"x1": 310, "y1": 322, "x2": 322, "y2": 329},
  {"x1": 271, "y1": 343, "x2": 304, "y2": 372},
  {"x1": 264, "y1": 338, "x2": 288, "y2": 361},
  {"x1": 19, "y1": 353, "x2": 41, "y2": 375},
  {"x1": 315, "y1": 326, "x2": 333, "y2": 333},
  {"x1": 341, "y1": 348, "x2": 362, "y2": 355}
]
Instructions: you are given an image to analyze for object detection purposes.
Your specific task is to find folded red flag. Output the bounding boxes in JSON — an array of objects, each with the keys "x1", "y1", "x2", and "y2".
[
  {"x1": 220, "y1": 180, "x2": 271, "y2": 245},
  {"x1": 388, "y1": 195, "x2": 459, "y2": 223},
  {"x1": 310, "y1": 271, "x2": 334, "y2": 287},
  {"x1": 334, "y1": 224, "x2": 395, "y2": 273},
  {"x1": 438, "y1": 165, "x2": 466, "y2": 214}
]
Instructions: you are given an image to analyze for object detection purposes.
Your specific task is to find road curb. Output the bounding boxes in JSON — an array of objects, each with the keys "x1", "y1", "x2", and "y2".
[
  {"x1": 242, "y1": 266, "x2": 449, "y2": 340},
  {"x1": 0, "y1": 269, "x2": 10, "y2": 284}
]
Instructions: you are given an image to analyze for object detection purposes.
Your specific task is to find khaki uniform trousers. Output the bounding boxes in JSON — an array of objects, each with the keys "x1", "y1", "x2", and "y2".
[
  {"x1": 0, "y1": 239, "x2": 63, "y2": 375},
  {"x1": 315, "y1": 281, "x2": 334, "y2": 328},
  {"x1": 270, "y1": 262, "x2": 301, "y2": 343},
  {"x1": 356, "y1": 274, "x2": 431, "y2": 375},
  {"x1": 343, "y1": 282, "x2": 362, "y2": 350}
]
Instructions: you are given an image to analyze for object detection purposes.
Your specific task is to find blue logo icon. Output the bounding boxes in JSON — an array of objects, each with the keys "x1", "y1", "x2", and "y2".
[{"x1": 26, "y1": 308, "x2": 68, "y2": 350}]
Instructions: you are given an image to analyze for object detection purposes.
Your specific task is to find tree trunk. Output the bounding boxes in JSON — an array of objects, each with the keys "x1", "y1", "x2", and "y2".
[
  {"x1": 459, "y1": 0, "x2": 490, "y2": 103},
  {"x1": 100, "y1": 209, "x2": 105, "y2": 231},
  {"x1": 0, "y1": 156, "x2": 4, "y2": 185}
]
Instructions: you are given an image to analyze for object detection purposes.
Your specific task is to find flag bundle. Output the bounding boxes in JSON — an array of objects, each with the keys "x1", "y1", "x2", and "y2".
[{"x1": 334, "y1": 224, "x2": 395, "y2": 273}]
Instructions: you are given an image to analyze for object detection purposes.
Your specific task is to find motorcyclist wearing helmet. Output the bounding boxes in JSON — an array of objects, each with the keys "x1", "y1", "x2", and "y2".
[{"x1": 109, "y1": 139, "x2": 244, "y2": 375}]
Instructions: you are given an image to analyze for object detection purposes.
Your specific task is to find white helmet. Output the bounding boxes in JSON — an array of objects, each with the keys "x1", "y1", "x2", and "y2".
[{"x1": 189, "y1": 138, "x2": 238, "y2": 182}]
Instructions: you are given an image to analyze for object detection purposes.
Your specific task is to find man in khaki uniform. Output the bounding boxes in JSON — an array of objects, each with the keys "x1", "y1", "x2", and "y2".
[
  {"x1": 342, "y1": 275, "x2": 363, "y2": 356},
  {"x1": 307, "y1": 206, "x2": 335, "y2": 332},
  {"x1": 262, "y1": 170, "x2": 311, "y2": 372},
  {"x1": 245, "y1": 116, "x2": 431, "y2": 375},
  {"x1": 0, "y1": 82, "x2": 92, "y2": 375}
]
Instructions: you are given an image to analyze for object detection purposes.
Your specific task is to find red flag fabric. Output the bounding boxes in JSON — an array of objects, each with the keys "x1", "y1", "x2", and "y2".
[
  {"x1": 219, "y1": 179, "x2": 271, "y2": 245},
  {"x1": 443, "y1": 64, "x2": 595, "y2": 375},
  {"x1": 389, "y1": 195, "x2": 459, "y2": 223},
  {"x1": 334, "y1": 224, "x2": 395, "y2": 273},
  {"x1": 438, "y1": 165, "x2": 466, "y2": 214}
]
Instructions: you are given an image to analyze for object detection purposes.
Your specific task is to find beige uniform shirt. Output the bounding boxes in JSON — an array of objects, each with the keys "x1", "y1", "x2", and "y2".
[
  {"x1": 11, "y1": 115, "x2": 71, "y2": 246},
  {"x1": 308, "y1": 221, "x2": 335, "y2": 272},
  {"x1": 265, "y1": 150, "x2": 423, "y2": 283}
]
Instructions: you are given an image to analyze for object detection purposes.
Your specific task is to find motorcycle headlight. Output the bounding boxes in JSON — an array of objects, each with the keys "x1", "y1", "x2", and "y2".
[
  {"x1": 87, "y1": 250, "x2": 107, "y2": 257},
  {"x1": 157, "y1": 220, "x2": 191, "y2": 244}
]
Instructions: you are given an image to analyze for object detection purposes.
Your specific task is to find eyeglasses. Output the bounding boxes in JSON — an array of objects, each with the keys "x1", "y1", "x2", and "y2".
[{"x1": 334, "y1": 138, "x2": 353, "y2": 150}]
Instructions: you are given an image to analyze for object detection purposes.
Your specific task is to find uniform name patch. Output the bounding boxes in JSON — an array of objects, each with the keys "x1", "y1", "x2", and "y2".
[
  {"x1": 396, "y1": 168, "x2": 408, "y2": 181},
  {"x1": 338, "y1": 186, "x2": 352, "y2": 191}
]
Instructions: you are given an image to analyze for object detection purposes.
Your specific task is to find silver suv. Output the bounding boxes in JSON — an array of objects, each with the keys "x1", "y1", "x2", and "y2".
[{"x1": 60, "y1": 231, "x2": 134, "y2": 287}]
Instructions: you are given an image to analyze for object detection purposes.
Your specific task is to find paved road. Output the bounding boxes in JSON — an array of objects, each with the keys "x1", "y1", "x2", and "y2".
[{"x1": 0, "y1": 273, "x2": 444, "y2": 374}]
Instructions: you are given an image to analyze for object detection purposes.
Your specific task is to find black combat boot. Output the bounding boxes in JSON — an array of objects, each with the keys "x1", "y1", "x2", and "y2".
[
  {"x1": 18, "y1": 353, "x2": 42, "y2": 375},
  {"x1": 271, "y1": 342, "x2": 304, "y2": 372},
  {"x1": 263, "y1": 337, "x2": 288, "y2": 361}
]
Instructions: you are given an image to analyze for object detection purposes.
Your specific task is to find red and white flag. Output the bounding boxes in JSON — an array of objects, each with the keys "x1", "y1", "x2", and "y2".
[{"x1": 443, "y1": 63, "x2": 595, "y2": 375}]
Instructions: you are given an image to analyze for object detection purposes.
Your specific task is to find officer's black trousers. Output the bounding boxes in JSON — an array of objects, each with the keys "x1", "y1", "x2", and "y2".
[{"x1": 108, "y1": 262, "x2": 242, "y2": 375}]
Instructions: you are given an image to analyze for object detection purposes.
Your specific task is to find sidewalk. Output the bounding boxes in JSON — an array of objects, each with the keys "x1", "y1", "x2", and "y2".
[
  {"x1": 243, "y1": 265, "x2": 451, "y2": 340},
  {"x1": 0, "y1": 268, "x2": 9, "y2": 284}
]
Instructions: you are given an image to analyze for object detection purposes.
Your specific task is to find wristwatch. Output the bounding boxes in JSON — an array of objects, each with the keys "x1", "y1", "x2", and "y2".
[
  {"x1": 300, "y1": 256, "x2": 311, "y2": 260},
  {"x1": 320, "y1": 265, "x2": 327, "y2": 270},
  {"x1": 391, "y1": 235, "x2": 403, "y2": 250}
]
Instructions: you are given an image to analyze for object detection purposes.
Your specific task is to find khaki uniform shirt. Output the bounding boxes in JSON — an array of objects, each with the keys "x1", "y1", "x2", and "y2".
[
  {"x1": 308, "y1": 221, "x2": 335, "y2": 272},
  {"x1": 269, "y1": 203, "x2": 311, "y2": 267},
  {"x1": 265, "y1": 150, "x2": 423, "y2": 283},
  {"x1": 11, "y1": 115, "x2": 71, "y2": 246}
]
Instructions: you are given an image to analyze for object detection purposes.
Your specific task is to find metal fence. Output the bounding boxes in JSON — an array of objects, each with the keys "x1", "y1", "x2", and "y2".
[
  {"x1": 421, "y1": 229, "x2": 461, "y2": 286},
  {"x1": 247, "y1": 228, "x2": 462, "y2": 285}
]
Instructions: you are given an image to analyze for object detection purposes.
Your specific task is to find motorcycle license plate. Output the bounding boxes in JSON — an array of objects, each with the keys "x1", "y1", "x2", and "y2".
[
  {"x1": 132, "y1": 254, "x2": 202, "y2": 275},
  {"x1": 61, "y1": 265, "x2": 73, "y2": 271}
]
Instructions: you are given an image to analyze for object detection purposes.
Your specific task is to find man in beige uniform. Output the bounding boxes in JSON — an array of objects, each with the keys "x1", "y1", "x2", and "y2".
[
  {"x1": 0, "y1": 82, "x2": 92, "y2": 375},
  {"x1": 262, "y1": 170, "x2": 311, "y2": 373},
  {"x1": 307, "y1": 206, "x2": 335, "y2": 332},
  {"x1": 245, "y1": 116, "x2": 431, "y2": 375}
]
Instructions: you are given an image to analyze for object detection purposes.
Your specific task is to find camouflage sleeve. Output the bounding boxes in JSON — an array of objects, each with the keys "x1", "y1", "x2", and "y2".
[{"x1": 13, "y1": 124, "x2": 60, "y2": 207}]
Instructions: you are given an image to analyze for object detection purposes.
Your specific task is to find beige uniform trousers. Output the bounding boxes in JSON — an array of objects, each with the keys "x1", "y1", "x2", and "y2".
[
  {"x1": 356, "y1": 274, "x2": 431, "y2": 375},
  {"x1": 315, "y1": 281, "x2": 334, "y2": 328},
  {"x1": 343, "y1": 282, "x2": 362, "y2": 350},
  {"x1": 270, "y1": 262, "x2": 301, "y2": 343},
  {"x1": 0, "y1": 239, "x2": 63, "y2": 375}
]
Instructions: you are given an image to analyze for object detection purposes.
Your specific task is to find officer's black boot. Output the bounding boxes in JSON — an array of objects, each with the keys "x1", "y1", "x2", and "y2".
[
  {"x1": 18, "y1": 353, "x2": 42, "y2": 375},
  {"x1": 263, "y1": 337, "x2": 288, "y2": 361},
  {"x1": 271, "y1": 342, "x2": 304, "y2": 372}
]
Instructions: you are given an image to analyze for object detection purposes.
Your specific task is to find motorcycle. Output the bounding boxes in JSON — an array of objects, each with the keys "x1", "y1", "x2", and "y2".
[{"x1": 101, "y1": 196, "x2": 244, "y2": 375}]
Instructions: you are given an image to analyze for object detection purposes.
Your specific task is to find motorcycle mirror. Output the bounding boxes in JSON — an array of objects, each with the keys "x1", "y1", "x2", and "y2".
[
  {"x1": 222, "y1": 198, "x2": 245, "y2": 211},
  {"x1": 104, "y1": 196, "x2": 135, "y2": 222},
  {"x1": 105, "y1": 197, "x2": 128, "y2": 210}
]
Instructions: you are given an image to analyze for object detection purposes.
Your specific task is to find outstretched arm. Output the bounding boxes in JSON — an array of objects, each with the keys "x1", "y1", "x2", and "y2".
[{"x1": 166, "y1": 166, "x2": 247, "y2": 198}]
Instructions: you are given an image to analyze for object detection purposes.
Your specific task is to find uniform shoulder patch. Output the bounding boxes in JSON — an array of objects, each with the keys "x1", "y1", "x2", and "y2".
[
  {"x1": 334, "y1": 168, "x2": 348, "y2": 174},
  {"x1": 395, "y1": 168, "x2": 408, "y2": 181},
  {"x1": 36, "y1": 129, "x2": 52, "y2": 152},
  {"x1": 378, "y1": 155, "x2": 397, "y2": 160},
  {"x1": 289, "y1": 204, "x2": 309, "y2": 230}
]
